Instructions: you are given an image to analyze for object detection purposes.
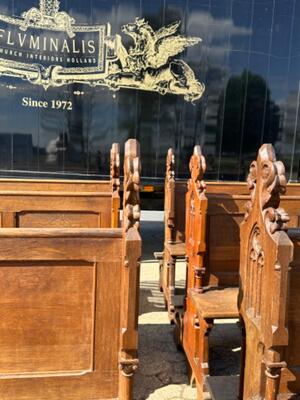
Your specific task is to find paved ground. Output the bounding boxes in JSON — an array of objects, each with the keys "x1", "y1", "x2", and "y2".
[{"x1": 133, "y1": 219, "x2": 241, "y2": 400}]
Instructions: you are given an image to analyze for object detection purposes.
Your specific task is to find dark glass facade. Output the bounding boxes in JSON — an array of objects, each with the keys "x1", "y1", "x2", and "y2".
[{"x1": 0, "y1": 0, "x2": 299, "y2": 182}]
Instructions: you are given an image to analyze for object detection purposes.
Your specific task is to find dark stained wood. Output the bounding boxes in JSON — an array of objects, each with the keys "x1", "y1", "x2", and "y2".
[
  {"x1": 0, "y1": 139, "x2": 141, "y2": 400},
  {"x1": 0, "y1": 143, "x2": 120, "y2": 229}
]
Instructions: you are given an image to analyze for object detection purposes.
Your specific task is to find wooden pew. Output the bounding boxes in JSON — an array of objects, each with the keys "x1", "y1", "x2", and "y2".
[
  {"x1": 155, "y1": 148, "x2": 186, "y2": 321},
  {"x1": 0, "y1": 139, "x2": 141, "y2": 400},
  {"x1": 179, "y1": 145, "x2": 300, "y2": 399},
  {"x1": 156, "y1": 149, "x2": 249, "y2": 322},
  {"x1": 0, "y1": 143, "x2": 120, "y2": 228},
  {"x1": 206, "y1": 144, "x2": 300, "y2": 399}
]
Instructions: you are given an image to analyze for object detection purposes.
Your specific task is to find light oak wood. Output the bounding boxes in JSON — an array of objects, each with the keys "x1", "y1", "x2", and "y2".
[
  {"x1": 0, "y1": 143, "x2": 120, "y2": 229},
  {"x1": 179, "y1": 145, "x2": 300, "y2": 400},
  {"x1": 158, "y1": 153, "x2": 300, "y2": 322},
  {"x1": 0, "y1": 139, "x2": 141, "y2": 400},
  {"x1": 238, "y1": 145, "x2": 300, "y2": 400},
  {"x1": 205, "y1": 145, "x2": 300, "y2": 400}
]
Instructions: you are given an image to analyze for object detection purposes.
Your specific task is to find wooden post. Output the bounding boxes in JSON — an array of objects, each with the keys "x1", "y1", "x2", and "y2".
[
  {"x1": 110, "y1": 143, "x2": 120, "y2": 228},
  {"x1": 118, "y1": 139, "x2": 141, "y2": 400}
]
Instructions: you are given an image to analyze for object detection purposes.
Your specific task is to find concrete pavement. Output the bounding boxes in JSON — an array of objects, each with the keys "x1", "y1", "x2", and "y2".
[{"x1": 133, "y1": 219, "x2": 241, "y2": 400}]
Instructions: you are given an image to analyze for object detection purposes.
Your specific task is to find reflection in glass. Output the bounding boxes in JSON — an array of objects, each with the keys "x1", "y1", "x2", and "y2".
[{"x1": 0, "y1": 0, "x2": 297, "y2": 183}]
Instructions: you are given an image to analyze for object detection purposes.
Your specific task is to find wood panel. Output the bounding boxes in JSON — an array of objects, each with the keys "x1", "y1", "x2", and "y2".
[
  {"x1": 0, "y1": 143, "x2": 121, "y2": 229},
  {"x1": 182, "y1": 145, "x2": 300, "y2": 400},
  {"x1": 159, "y1": 147, "x2": 300, "y2": 322},
  {"x1": 0, "y1": 232, "x2": 122, "y2": 400},
  {"x1": 0, "y1": 139, "x2": 141, "y2": 400},
  {"x1": 238, "y1": 145, "x2": 300, "y2": 400},
  {"x1": 0, "y1": 261, "x2": 96, "y2": 377},
  {"x1": 0, "y1": 179, "x2": 111, "y2": 192}
]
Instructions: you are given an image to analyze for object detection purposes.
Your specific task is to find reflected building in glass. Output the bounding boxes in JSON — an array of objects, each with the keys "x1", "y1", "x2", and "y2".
[{"x1": 0, "y1": 0, "x2": 298, "y2": 183}]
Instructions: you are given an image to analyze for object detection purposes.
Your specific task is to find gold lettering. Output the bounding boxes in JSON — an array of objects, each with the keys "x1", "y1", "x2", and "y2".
[
  {"x1": 29, "y1": 35, "x2": 40, "y2": 50},
  {"x1": 18, "y1": 33, "x2": 27, "y2": 47},
  {"x1": 7, "y1": 31, "x2": 14, "y2": 46},
  {"x1": 0, "y1": 29, "x2": 5, "y2": 40},
  {"x1": 87, "y1": 40, "x2": 95, "y2": 54},
  {"x1": 61, "y1": 39, "x2": 70, "y2": 53},
  {"x1": 43, "y1": 36, "x2": 47, "y2": 51},
  {"x1": 72, "y1": 40, "x2": 80, "y2": 53},
  {"x1": 50, "y1": 38, "x2": 58, "y2": 52},
  {"x1": 82, "y1": 40, "x2": 86, "y2": 53}
]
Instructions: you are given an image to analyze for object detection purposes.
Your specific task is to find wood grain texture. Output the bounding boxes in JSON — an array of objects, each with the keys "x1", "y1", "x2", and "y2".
[
  {"x1": 180, "y1": 145, "x2": 300, "y2": 400},
  {"x1": 160, "y1": 166, "x2": 300, "y2": 321},
  {"x1": 0, "y1": 143, "x2": 121, "y2": 229},
  {"x1": 158, "y1": 151, "x2": 286, "y2": 320},
  {"x1": 0, "y1": 140, "x2": 141, "y2": 400},
  {"x1": 238, "y1": 144, "x2": 300, "y2": 400}
]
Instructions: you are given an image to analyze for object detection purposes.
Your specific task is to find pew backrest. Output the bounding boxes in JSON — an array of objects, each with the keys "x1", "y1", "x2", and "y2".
[
  {"x1": 204, "y1": 184, "x2": 299, "y2": 287},
  {"x1": 185, "y1": 146, "x2": 207, "y2": 292},
  {"x1": 0, "y1": 139, "x2": 141, "y2": 400},
  {"x1": 279, "y1": 230, "x2": 300, "y2": 396},
  {"x1": 0, "y1": 143, "x2": 120, "y2": 228},
  {"x1": 239, "y1": 144, "x2": 295, "y2": 400},
  {"x1": 164, "y1": 149, "x2": 186, "y2": 244}
]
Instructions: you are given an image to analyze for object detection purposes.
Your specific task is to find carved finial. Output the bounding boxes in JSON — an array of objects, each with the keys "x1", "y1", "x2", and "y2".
[
  {"x1": 123, "y1": 139, "x2": 141, "y2": 232},
  {"x1": 166, "y1": 148, "x2": 175, "y2": 182},
  {"x1": 244, "y1": 144, "x2": 289, "y2": 231},
  {"x1": 110, "y1": 143, "x2": 120, "y2": 194},
  {"x1": 188, "y1": 145, "x2": 206, "y2": 193}
]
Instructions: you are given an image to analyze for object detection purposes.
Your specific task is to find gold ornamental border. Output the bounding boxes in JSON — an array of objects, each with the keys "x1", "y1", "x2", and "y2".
[
  {"x1": 0, "y1": 0, "x2": 205, "y2": 102},
  {"x1": 0, "y1": 16, "x2": 109, "y2": 89}
]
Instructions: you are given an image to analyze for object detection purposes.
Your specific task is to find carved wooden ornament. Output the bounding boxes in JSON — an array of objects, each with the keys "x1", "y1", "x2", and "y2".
[
  {"x1": 245, "y1": 144, "x2": 288, "y2": 232},
  {"x1": 123, "y1": 139, "x2": 141, "y2": 232},
  {"x1": 186, "y1": 145, "x2": 208, "y2": 292},
  {"x1": 239, "y1": 143, "x2": 294, "y2": 400},
  {"x1": 110, "y1": 143, "x2": 120, "y2": 194},
  {"x1": 188, "y1": 145, "x2": 206, "y2": 194}
]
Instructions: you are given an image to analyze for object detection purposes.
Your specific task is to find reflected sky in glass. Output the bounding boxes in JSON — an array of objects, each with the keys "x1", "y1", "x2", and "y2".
[{"x1": 0, "y1": 0, "x2": 298, "y2": 181}]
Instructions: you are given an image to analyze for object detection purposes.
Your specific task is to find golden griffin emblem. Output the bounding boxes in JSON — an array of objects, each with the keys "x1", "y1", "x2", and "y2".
[{"x1": 105, "y1": 18, "x2": 205, "y2": 102}]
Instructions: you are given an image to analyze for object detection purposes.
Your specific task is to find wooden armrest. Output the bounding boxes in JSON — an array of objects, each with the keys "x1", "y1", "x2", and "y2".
[
  {"x1": 165, "y1": 242, "x2": 186, "y2": 257},
  {"x1": 190, "y1": 287, "x2": 239, "y2": 319},
  {"x1": 205, "y1": 375, "x2": 239, "y2": 400}
]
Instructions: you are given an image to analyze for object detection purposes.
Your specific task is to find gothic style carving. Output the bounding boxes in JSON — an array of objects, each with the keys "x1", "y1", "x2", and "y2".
[
  {"x1": 166, "y1": 148, "x2": 175, "y2": 183},
  {"x1": 246, "y1": 226, "x2": 264, "y2": 317},
  {"x1": 110, "y1": 143, "x2": 120, "y2": 194},
  {"x1": 245, "y1": 144, "x2": 288, "y2": 228},
  {"x1": 238, "y1": 144, "x2": 299, "y2": 400},
  {"x1": 186, "y1": 145, "x2": 207, "y2": 292},
  {"x1": 188, "y1": 145, "x2": 206, "y2": 194},
  {"x1": 165, "y1": 148, "x2": 176, "y2": 232},
  {"x1": 123, "y1": 139, "x2": 141, "y2": 232},
  {"x1": 264, "y1": 207, "x2": 290, "y2": 234}
]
